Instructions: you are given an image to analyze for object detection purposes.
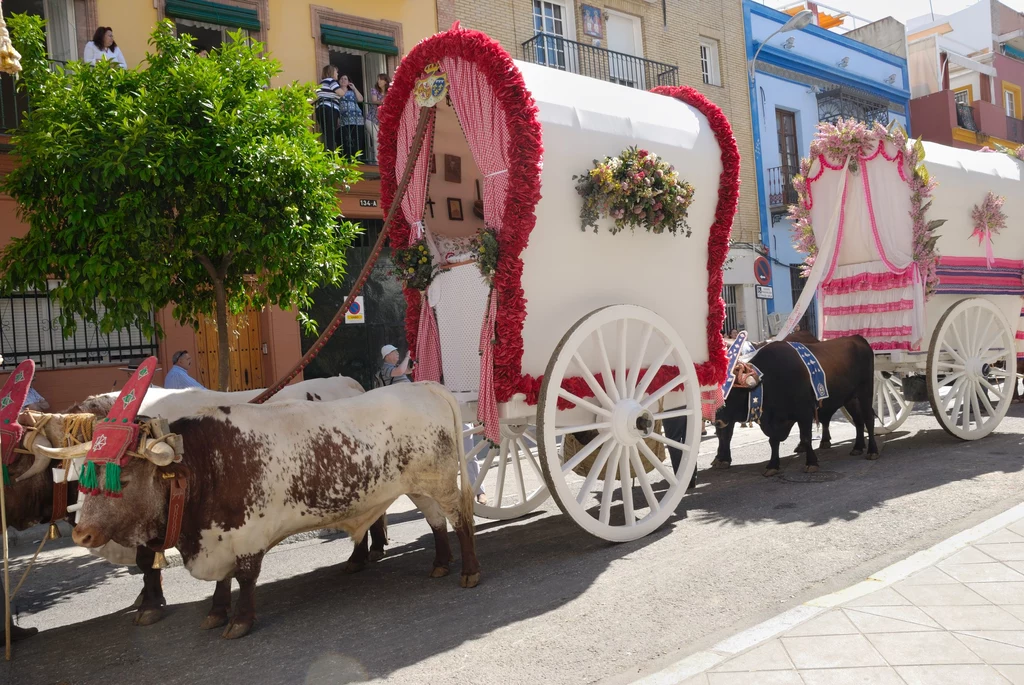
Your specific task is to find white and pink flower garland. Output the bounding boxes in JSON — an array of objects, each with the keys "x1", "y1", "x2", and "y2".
[
  {"x1": 789, "y1": 119, "x2": 942, "y2": 297},
  {"x1": 970, "y1": 191, "x2": 1006, "y2": 268}
]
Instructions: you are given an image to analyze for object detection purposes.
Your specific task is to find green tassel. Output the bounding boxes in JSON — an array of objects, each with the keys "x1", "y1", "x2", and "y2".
[
  {"x1": 2, "y1": 463, "x2": 9, "y2": 486},
  {"x1": 79, "y1": 460, "x2": 99, "y2": 494},
  {"x1": 104, "y1": 462, "x2": 122, "y2": 497}
]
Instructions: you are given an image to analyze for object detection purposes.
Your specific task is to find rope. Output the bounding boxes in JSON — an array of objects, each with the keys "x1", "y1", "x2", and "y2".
[{"x1": 250, "y1": 105, "x2": 437, "y2": 405}]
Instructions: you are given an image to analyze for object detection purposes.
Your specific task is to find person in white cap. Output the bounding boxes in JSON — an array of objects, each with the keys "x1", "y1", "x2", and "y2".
[{"x1": 380, "y1": 344, "x2": 412, "y2": 385}]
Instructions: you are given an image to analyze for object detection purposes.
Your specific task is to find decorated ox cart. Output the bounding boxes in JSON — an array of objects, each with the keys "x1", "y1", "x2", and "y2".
[
  {"x1": 363, "y1": 24, "x2": 737, "y2": 542},
  {"x1": 779, "y1": 120, "x2": 1024, "y2": 440}
]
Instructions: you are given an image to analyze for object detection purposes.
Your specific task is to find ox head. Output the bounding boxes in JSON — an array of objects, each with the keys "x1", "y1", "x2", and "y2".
[{"x1": 714, "y1": 362, "x2": 763, "y2": 428}]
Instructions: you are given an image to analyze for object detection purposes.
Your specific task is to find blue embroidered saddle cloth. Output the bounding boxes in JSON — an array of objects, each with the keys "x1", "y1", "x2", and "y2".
[{"x1": 788, "y1": 342, "x2": 829, "y2": 403}]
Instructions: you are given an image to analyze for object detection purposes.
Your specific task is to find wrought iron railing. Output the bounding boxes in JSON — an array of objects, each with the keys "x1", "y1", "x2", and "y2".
[
  {"x1": 521, "y1": 33, "x2": 678, "y2": 90},
  {"x1": 1007, "y1": 115, "x2": 1024, "y2": 144},
  {"x1": 767, "y1": 166, "x2": 799, "y2": 208},
  {"x1": 0, "y1": 287, "x2": 158, "y2": 371},
  {"x1": 956, "y1": 103, "x2": 978, "y2": 132},
  {"x1": 314, "y1": 100, "x2": 380, "y2": 165},
  {"x1": 0, "y1": 60, "x2": 66, "y2": 135},
  {"x1": 816, "y1": 86, "x2": 889, "y2": 127}
]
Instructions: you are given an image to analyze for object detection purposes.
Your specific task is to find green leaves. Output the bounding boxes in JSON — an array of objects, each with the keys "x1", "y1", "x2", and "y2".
[{"x1": 0, "y1": 18, "x2": 360, "y2": 354}]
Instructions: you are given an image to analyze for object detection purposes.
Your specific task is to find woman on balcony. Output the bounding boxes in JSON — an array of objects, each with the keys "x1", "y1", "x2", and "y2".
[
  {"x1": 84, "y1": 27, "x2": 127, "y2": 69},
  {"x1": 365, "y1": 73, "x2": 389, "y2": 164},
  {"x1": 336, "y1": 73, "x2": 365, "y2": 160}
]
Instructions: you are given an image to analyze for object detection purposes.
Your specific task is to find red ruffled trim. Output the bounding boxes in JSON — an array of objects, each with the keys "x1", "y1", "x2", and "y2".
[
  {"x1": 380, "y1": 36, "x2": 736, "y2": 405},
  {"x1": 823, "y1": 270, "x2": 914, "y2": 295},
  {"x1": 378, "y1": 25, "x2": 543, "y2": 403},
  {"x1": 822, "y1": 299, "x2": 914, "y2": 316},
  {"x1": 824, "y1": 326, "x2": 913, "y2": 338}
]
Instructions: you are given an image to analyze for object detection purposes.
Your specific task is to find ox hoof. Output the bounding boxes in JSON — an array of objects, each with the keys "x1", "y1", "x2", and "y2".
[
  {"x1": 460, "y1": 572, "x2": 481, "y2": 589},
  {"x1": 711, "y1": 459, "x2": 731, "y2": 470},
  {"x1": 342, "y1": 560, "x2": 366, "y2": 575},
  {"x1": 866, "y1": 453, "x2": 881, "y2": 461},
  {"x1": 134, "y1": 609, "x2": 164, "y2": 627},
  {"x1": 763, "y1": 468, "x2": 780, "y2": 477},
  {"x1": 430, "y1": 565, "x2": 450, "y2": 578},
  {"x1": 222, "y1": 620, "x2": 254, "y2": 640},
  {"x1": 368, "y1": 549, "x2": 386, "y2": 563},
  {"x1": 850, "y1": 449, "x2": 864, "y2": 457},
  {"x1": 820, "y1": 441, "x2": 832, "y2": 450},
  {"x1": 200, "y1": 613, "x2": 228, "y2": 631},
  {"x1": 132, "y1": 591, "x2": 145, "y2": 610},
  {"x1": 794, "y1": 443, "x2": 807, "y2": 454},
  {"x1": 804, "y1": 465, "x2": 819, "y2": 474}
]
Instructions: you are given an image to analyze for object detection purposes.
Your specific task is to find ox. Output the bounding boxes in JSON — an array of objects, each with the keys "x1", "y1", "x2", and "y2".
[
  {"x1": 714, "y1": 335, "x2": 878, "y2": 476},
  {"x1": 54, "y1": 382, "x2": 478, "y2": 639},
  {"x1": 3, "y1": 376, "x2": 374, "y2": 628}
]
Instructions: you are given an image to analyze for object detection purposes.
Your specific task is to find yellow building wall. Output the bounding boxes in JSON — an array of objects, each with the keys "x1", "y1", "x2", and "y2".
[
  {"x1": 268, "y1": 1, "x2": 437, "y2": 87},
  {"x1": 95, "y1": 0, "x2": 158, "y2": 68},
  {"x1": 94, "y1": 1, "x2": 437, "y2": 83}
]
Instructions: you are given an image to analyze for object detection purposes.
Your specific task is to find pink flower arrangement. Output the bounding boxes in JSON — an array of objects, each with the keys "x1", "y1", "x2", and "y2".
[
  {"x1": 573, "y1": 146, "x2": 695, "y2": 236},
  {"x1": 970, "y1": 191, "x2": 1006, "y2": 268},
  {"x1": 788, "y1": 118, "x2": 941, "y2": 297}
]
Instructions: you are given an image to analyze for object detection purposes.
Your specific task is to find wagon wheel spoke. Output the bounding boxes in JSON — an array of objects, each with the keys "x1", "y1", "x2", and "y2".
[
  {"x1": 637, "y1": 439, "x2": 679, "y2": 487},
  {"x1": 493, "y1": 440, "x2": 509, "y2": 505},
  {"x1": 641, "y1": 374, "x2": 687, "y2": 411},
  {"x1": 628, "y1": 446, "x2": 659, "y2": 514},
  {"x1": 467, "y1": 423, "x2": 549, "y2": 521},
  {"x1": 626, "y1": 324, "x2": 654, "y2": 399},
  {"x1": 617, "y1": 319, "x2": 629, "y2": 400},
  {"x1": 510, "y1": 439, "x2": 529, "y2": 505},
  {"x1": 571, "y1": 352, "x2": 616, "y2": 410},
  {"x1": 558, "y1": 389, "x2": 611, "y2": 418},
  {"x1": 633, "y1": 341, "x2": 674, "y2": 402},
  {"x1": 599, "y1": 447, "x2": 621, "y2": 525},
  {"x1": 518, "y1": 438, "x2": 545, "y2": 483},
  {"x1": 653, "y1": 408, "x2": 693, "y2": 421},
  {"x1": 562, "y1": 431, "x2": 612, "y2": 474},
  {"x1": 576, "y1": 440, "x2": 616, "y2": 505},
  {"x1": 594, "y1": 328, "x2": 621, "y2": 403}
]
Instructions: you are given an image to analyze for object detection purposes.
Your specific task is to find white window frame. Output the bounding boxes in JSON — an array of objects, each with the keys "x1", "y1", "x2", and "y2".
[
  {"x1": 699, "y1": 37, "x2": 721, "y2": 87},
  {"x1": 604, "y1": 8, "x2": 644, "y2": 88},
  {"x1": 1005, "y1": 89, "x2": 1017, "y2": 118},
  {"x1": 532, "y1": 0, "x2": 578, "y2": 73},
  {"x1": 953, "y1": 90, "x2": 969, "y2": 106}
]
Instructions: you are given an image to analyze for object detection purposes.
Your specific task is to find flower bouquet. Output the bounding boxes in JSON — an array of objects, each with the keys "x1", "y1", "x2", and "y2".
[
  {"x1": 391, "y1": 239, "x2": 435, "y2": 291},
  {"x1": 473, "y1": 227, "x2": 499, "y2": 285}
]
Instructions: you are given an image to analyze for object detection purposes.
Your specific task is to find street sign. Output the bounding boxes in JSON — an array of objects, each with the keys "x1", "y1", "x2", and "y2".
[
  {"x1": 755, "y1": 285, "x2": 774, "y2": 300},
  {"x1": 345, "y1": 296, "x2": 365, "y2": 324},
  {"x1": 753, "y1": 256, "x2": 772, "y2": 286}
]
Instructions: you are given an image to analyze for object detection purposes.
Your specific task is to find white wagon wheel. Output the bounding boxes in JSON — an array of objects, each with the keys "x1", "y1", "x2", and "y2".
[
  {"x1": 841, "y1": 371, "x2": 912, "y2": 434},
  {"x1": 463, "y1": 421, "x2": 549, "y2": 520},
  {"x1": 536, "y1": 305, "x2": 701, "y2": 542},
  {"x1": 927, "y1": 298, "x2": 1017, "y2": 441}
]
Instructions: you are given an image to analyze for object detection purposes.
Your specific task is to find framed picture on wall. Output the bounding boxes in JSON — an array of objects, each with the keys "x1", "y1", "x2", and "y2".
[
  {"x1": 430, "y1": 154, "x2": 437, "y2": 174},
  {"x1": 444, "y1": 154, "x2": 462, "y2": 183},
  {"x1": 447, "y1": 198, "x2": 464, "y2": 221},
  {"x1": 582, "y1": 5, "x2": 603, "y2": 39}
]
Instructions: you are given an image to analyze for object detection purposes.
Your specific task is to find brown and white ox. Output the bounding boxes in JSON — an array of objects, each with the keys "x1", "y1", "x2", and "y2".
[
  {"x1": 3, "y1": 376, "x2": 375, "y2": 628},
  {"x1": 50, "y1": 381, "x2": 478, "y2": 639}
]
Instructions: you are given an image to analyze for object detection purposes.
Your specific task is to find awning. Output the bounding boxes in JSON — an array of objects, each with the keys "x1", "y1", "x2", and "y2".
[
  {"x1": 939, "y1": 39, "x2": 996, "y2": 77},
  {"x1": 165, "y1": 0, "x2": 261, "y2": 32},
  {"x1": 320, "y1": 25, "x2": 398, "y2": 56}
]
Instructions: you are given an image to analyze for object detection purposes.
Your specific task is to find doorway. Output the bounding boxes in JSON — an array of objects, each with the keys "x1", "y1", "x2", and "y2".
[
  {"x1": 605, "y1": 10, "x2": 643, "y2": 88},
  {"x1": 195, "y1": 307, "x2": 265, "y2": 391}
]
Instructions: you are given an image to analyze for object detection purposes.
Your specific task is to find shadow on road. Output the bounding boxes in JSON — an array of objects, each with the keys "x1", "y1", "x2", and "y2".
[
  {"x1": 1, "y1": 505, "x2": 678, "y2": 684},
  {"x1": 688, "y1": 402, "x2": 1024, "y2": 529}
]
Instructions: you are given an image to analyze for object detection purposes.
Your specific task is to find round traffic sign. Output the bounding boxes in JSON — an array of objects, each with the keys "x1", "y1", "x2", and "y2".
[
  {"x1": 753, "y1": 256, "x2": 772, "y2": 286},
  {"x1": 348, "y1": 302, "x2": 361, "y2": 315}
]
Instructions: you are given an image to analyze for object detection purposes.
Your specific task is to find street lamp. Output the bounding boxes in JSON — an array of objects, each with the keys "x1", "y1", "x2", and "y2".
[{"x1": 748, "y1": 9, "x2": 814, "y2": 83}]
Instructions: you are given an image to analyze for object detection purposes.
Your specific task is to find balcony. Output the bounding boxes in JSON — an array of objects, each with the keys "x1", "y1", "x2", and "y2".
[
  {"x1": 767, "y1": 165, "x2": 798, "y2": 224},
  {"x1": 314, "y1": 101, "x2": 379, "y2": 166},
  {"x1": 816, "y1": 86, "x2": 890, "y2": 127},
  {"x1": 1006, "y1": 114, "x2": 1024, "y2": 144},
  {"x1": 956, "y1": 103, "x2": 979, "y2": 132},
  {"x1": 521, "y1": 33, "x2": 678, "y2": 90}
]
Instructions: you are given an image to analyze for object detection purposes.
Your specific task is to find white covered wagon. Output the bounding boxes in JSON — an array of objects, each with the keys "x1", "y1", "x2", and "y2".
[
  {"x1": 375, "y1": 25, "x2": 737, "y2": 541},
  {"x1": 782, "y1": 121, "x2": 1024, "y2": 440}
]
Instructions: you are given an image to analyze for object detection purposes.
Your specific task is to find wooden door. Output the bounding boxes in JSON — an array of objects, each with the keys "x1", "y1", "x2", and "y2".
[{"x1": 195, "y1": 307, "x2": 265, "y2": 391}]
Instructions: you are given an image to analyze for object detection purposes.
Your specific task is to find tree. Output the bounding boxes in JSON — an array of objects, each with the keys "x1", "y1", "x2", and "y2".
[{"x1": 0, "y1": 16, "x2": 361, "y2": 390}]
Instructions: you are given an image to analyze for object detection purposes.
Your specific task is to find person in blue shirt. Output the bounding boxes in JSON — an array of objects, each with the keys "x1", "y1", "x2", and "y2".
[{"x1": 164, "y1": 350, "x2": 204, "y2": 389}]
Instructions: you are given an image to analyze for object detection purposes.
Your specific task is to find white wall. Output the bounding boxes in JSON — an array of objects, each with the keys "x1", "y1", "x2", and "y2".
[{"x1": 950, "y1": 70, "x2": 983, "y2": 102}]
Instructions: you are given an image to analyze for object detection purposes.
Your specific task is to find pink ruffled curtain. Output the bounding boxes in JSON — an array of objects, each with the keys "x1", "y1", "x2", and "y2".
[
  {"x1": 394, "y1": 98, "x2": 442, "y2": 383},
  {"x1": 442, "y1": 56, "x2": 513, "y2": 444}
]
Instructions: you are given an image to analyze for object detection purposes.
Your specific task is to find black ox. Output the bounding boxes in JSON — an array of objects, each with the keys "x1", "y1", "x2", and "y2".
[{"x1": 713, "y1": 334, "x2": 879, "y2": 476}]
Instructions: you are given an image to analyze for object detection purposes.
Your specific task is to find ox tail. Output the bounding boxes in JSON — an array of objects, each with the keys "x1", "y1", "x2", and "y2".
[{"x1": 425, "y1": 383, "x2": 475, "y2": 530}]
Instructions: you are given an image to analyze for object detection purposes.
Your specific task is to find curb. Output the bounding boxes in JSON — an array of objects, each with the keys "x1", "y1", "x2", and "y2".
[{"x1": 632, "y1": 500, "x2": 1024, "y2": 685}]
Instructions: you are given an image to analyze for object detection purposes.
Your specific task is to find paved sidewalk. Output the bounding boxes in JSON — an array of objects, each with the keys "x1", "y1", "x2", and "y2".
[{"x1": 639, "y1": 503, "x2": 1024, "y2": 685}]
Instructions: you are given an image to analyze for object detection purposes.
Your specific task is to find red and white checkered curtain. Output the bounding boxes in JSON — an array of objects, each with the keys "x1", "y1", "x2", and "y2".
[
  {"x1": 395, "y1": 98, "x2": 442, "y2": 383},
  {"x1": 442, "y1": 56, "x2": 513, "y2": 444}
]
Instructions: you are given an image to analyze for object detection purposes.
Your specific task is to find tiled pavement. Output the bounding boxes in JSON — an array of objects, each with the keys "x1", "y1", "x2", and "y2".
[{"x1": 678, "y1": 515, "x2": 1024, "y2": 685}]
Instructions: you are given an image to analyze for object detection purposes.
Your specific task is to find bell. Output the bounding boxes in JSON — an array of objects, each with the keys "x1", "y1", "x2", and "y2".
[
  {"x1": 47, "y1": 523, "x2": 61, "y2": 540},
  {"x1": 152, "y1": 551, "x2": 168, "y2": 570}
]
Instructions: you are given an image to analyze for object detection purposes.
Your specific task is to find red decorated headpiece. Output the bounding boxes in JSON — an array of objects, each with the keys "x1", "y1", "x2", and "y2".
[{"x1": 1, "y1": 359, "x2": 36, "y2": 486}]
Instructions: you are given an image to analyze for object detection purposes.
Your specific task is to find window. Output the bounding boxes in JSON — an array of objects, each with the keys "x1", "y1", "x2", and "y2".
[
  {"x1": 789, "y1": 266, "x2": 815, "y2": 334},
  {"x1": 0, "y1": 282, "x2": 157, "y2": 371},
  {"x1": 174, "y1": 18, "x2": 249, "y2": 52},
  {"x1": 776, "y1": 109, "x2": 799, "y2": 203},
  {"x1": 721, "y1": 285, "x2": 739, "y2": 335},
  {"x1": 5, "y1": 0, "x2": 77, "y2": 62},
  {"x1": 1006, "y1": 89, "x2": 1016, "y2": 118},
  {"x1": 534, "y1": 0, "x2": 569, "y2": 70},
  {"x1": 954, "y1": 90, "x2": 969, "y2": 105},
  {"x1": 699, "y1": 38, "x2": 721, "y2": 86}
]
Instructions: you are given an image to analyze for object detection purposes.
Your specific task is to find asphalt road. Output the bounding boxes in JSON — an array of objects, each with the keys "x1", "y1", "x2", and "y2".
[{"x1": 2, "y1": 403, "x2": 1023, "y2": 685}]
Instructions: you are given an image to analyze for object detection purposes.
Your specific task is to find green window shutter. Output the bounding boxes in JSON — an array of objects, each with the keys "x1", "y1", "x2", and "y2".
[
  {"x1": 320, "y1": 24, "x2": 398, "y2": 56},
  {"x1": 165, "y1": 0, "x2": 261, "y2": 32}
]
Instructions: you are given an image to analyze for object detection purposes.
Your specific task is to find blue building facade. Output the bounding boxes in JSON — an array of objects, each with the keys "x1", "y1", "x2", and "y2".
[{"x1": 743, "y1": 2, "x2": 911, "y2": 334}]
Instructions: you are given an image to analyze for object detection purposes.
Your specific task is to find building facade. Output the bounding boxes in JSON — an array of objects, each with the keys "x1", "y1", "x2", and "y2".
[
  {"x1": 908, "y1": 0, "x2": 1024, "y2": 152},
  {"x1": 744, "y1": 1, "x2": 910, "y2": 336},
  {"x1": 0, "y1": 0, "x2": 435, "y2": 405},
  {"x1": 436, "y1": 0, "x2": 764, "y2": 336}
]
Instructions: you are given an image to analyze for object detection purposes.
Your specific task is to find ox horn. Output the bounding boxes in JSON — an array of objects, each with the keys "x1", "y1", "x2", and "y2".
[
  {"x1": 31, "y1": 440, "x2": 93, "y2": 461},
  {"x1": 15, "y1": 432, "x2": 55, "y2": 482},
  {"x1": 141, "y1": 438, "x2": 176, "y2": 466}
]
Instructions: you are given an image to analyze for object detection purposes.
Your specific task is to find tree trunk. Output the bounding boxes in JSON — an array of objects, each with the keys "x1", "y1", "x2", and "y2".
[{"x1": 212, "y1": 278, "x2": 231, "y2": 391}]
